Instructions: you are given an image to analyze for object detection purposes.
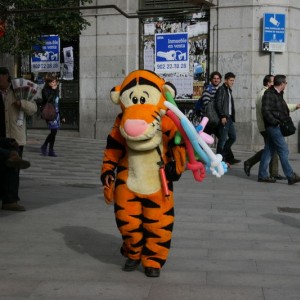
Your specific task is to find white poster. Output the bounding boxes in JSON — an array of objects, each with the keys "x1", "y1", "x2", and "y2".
[{"x1": 62, "y1": 46, "x2": 74, "y2": 80}]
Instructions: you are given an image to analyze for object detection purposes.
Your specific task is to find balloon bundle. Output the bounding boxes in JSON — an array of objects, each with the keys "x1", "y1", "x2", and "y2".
[
  {"x1": 11, "y1": 78, "x2": 39, "y2": 101},
  {"x1": 164, "y1": 90, "x2": 228, "y2": 181}
]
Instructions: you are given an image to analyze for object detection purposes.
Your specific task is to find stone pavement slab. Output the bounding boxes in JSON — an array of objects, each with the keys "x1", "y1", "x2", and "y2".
[{"x1": 1, "y1": 133, "x2": 300, "y2": 299}]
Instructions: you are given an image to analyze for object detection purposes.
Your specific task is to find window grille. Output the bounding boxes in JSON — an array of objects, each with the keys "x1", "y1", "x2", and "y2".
[
  {"x1": 141, "y1": 0, "x2": 192, "y2": 9},
  {"x1": 140, "y1": 0, "x2": 214, "y2": 9}
]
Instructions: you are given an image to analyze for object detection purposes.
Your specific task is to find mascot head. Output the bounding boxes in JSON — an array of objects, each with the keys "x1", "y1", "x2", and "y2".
[{"x1": 110, "y1": 70, "x2": 176, "y2": 151}]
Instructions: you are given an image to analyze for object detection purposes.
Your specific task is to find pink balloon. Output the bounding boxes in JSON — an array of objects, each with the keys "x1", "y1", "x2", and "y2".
[
  {"x1": 197, "y1": 117, "x2": 214, "y2": 145},
  {"x1": 167, "y1": 110, "x2": 206, "y2": 182}
]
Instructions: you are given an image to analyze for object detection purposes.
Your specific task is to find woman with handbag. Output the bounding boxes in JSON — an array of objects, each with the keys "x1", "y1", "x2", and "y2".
[{"x1": 40, "y1": 73, "x2": 65, "y2": 157}]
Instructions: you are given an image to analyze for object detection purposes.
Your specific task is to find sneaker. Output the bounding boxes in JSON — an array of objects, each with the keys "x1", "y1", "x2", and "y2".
[
  {"x1": 41, "y1": 145, "x2": 47, "y2": 156},
  {"x1": 244, "y1": 162, "x2": 251, "y2": 176},
  {"x1": 288, "y1": 173, "x2": 300, "y2": 185},
  {"x1": 258, "y1": 177, "x2": 276, "y2": 183},
  {"x1": 2, "y1": 202, "x2": 26, "y2": 211},
  {"x1": 48, "y1": 150, "x2": 57, "y2": 157},
  {"x1": 123, "y1": 258, "x2": 140, "y2": 272}
]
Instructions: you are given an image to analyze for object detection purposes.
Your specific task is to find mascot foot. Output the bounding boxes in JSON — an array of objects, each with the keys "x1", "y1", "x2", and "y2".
[
  {"x1": 123, "y1": 258, "x2": 140, "y2": 271},
  {"x1": 145, "y1": 267, "x2": 160, "y2": 277}
]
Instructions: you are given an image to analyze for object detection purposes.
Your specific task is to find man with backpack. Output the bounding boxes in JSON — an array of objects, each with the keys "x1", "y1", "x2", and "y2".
[{"x1": 194, "y1": 71, "x2": 222, "y2": 134}]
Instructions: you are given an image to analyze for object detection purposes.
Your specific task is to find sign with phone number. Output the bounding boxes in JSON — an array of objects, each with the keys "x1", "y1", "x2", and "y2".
[
  {"x1": 31, "y1": 35, "x2": 60, "y2": 72},
  {"x1": 155, "y1": 33, "x2": 189, "y2": 74},
  {"x1": 31, "y1": 62, "x2": 60, "y2": 71},
  {"x1": 156, "y1": 62, "x2": 188, "y2": 72}
]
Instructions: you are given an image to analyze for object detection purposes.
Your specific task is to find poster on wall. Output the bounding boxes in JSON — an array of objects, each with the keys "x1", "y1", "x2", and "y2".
[
  {"x1": 62, "y1": 46, "x2": 74, "y2": 80},
  {"x1": 155, "y1": 33, "x2": 189, "y2": 74},
  {"x1": 31, "y1": 35, "x2": 60, "y2": 73},
  {"x1": 143, "y1": 16, "x2": 208, "y2": 100}
]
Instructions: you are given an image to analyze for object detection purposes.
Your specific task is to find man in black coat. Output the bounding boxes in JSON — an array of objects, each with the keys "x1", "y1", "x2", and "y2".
[{"x1": 215, "y1": 72, "x2": 240, "y2": 165}]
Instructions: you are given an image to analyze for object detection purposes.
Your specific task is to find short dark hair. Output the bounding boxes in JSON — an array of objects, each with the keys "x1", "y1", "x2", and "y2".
[
  {"x1": 209, "y1": 71, "x2": 222, "y2": 81},
  {"x1": 273, "y1": 74, "x2": 286, "y2": 86},
  {"x1": 44, "y1": 72, "x2": 59, "y2": 83},
  {"x1": 263, "y1": 74, "x2": 273, "y2": 86},
  {"x1": 224, "y1": 72, "x2": 235, "y2": 80}
]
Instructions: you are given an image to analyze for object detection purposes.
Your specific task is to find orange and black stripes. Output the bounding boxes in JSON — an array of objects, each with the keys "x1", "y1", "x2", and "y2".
[{"x1": 101, "y1": 70, "x2": 186, "y2": 270}]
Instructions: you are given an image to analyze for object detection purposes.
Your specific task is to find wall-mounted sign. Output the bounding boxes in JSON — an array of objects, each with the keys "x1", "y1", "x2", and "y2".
[
  {"x1": 155, "y1": 33, "x2": 189, "y2": 74},
  {"x1": 143, "y1": 18, "x2": 208, "y2": 99},
  {"x1": 262, "y1": 13, "x2": 286, "y2": 52},
  {"x1": 31, "y1": 35, "x2": 60, "y2": 72}
]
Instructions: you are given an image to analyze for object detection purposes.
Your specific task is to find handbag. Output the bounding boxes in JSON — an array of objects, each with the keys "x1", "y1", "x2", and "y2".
[
  {"x1": 280, "y1": 116, "x2": 296, "y2": 137},
  {"x1": 41, "y1": 102, "x2": 56, "y2": 121}
]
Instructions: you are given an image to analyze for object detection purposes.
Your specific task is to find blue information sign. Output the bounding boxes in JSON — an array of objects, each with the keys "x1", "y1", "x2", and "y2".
[
  {"x1": 155, "y1": 33, "x2": 189, "y2": 74},
  {"x1": 262, "y1": 13, "x2": 286, "y2": 52},
  {"x1": 31, "y1": 35, "x2": 60, "y2": 72}
]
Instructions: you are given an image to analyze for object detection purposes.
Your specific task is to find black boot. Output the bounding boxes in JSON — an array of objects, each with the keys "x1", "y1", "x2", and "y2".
[
  {"x1": 123, "y1": 258, "x2": 140, "y2": 271},
  {"x1": 144, "y1": 267, "x2": 160, "y2": 277}
]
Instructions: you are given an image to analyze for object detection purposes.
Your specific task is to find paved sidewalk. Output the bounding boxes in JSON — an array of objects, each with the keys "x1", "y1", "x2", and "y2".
[{"x1": 1, "y1": 132, "x2": 300, "y2": 300}]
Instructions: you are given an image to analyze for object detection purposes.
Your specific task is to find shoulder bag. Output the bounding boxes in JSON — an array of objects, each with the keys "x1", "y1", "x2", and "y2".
[
  {"x1": 280, "y1": 116, "x2": 296, "y2": 137},
  {"x1": 204, "y1": 99, "x2": 219, "y2": 129},
  {"x1": 41, "y1": 102, "x2": 56, "y2": 121}
]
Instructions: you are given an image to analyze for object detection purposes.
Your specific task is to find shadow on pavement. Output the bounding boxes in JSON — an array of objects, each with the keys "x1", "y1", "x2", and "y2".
[
  {"x1": 263, "y1": 213, "x2": 300, "y2": 229},
  {"x1": 55, "y1": 225, "x2": 121, "y2": 266}
]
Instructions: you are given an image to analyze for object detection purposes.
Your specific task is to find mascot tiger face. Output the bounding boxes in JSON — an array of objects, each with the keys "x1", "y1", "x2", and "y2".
[{"x1": 110, "y1": 70, "x2": 176, "y2": 151}]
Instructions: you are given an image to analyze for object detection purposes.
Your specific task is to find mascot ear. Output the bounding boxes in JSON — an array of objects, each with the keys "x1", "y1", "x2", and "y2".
[
  {"x1": 162, "y1": 82, "x2": 177, "y2": 99},
  {"x1": 110, "y1": 86, "x2": 121, "y2": 105}
]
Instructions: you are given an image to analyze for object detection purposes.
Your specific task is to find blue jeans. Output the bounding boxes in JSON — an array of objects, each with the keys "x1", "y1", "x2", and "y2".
[
  {"x1": 258, "y1": 126, "x2": 294, "y2": 179},
  {"x1": 216, "y1": 117, "x2": 236, "y2": 162}
]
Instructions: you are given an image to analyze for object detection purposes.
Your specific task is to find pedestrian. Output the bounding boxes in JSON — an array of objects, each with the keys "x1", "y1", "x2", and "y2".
[
  {"x1": 214, "y1": 72, "x2": 241, "y2": 165},
  {"x1": 40, "y1": 72, "x2": 65, "y2": 157},
  {"x1": 194, "y1": 71, "x2": 222, "y2": 135},
  {"x1": 0, "y1": 67, "x2": 37, "y2": 211},
  {"x1": 0, "y1": 137, "x2": 31, "y2": 211},
  {"x1": 244, "y1": 74, "x2": 300, "y2": 178},
  {"x1": 258, "y1": 74, "x2": 300, "y2": 184}
]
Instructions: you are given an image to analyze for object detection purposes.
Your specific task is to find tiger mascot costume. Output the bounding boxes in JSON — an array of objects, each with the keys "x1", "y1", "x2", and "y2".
[{"x1": 101, "y1": 70, "x2": 186, "y2": 277}]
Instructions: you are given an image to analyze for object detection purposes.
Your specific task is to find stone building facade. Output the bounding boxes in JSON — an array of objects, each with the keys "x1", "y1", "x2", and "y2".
[
  {"x1": 1, "y1": 0, "x2": 300, "y2": 152},
  {"x1": 79, "y1": 0, "x2": 300, "y2": 152}
]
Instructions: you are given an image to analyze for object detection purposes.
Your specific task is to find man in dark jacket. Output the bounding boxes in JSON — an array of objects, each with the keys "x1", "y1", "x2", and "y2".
[
  {"x1": 258, "y1": 74, "x2": 300, "y2": 185},
  {"x1": 215, "y1": 72, "x2": 240, "y2": 165}
]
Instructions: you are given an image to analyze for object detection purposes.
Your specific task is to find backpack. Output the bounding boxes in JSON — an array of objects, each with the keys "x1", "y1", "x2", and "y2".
[
  {"x1": 194, "y1": 84, "x2": 213, "y2": 115},
  {"x1": 200, "y1": 84, "x2": 219, "y2": 129},
  {"x1": 204, "y1": 98, "x2": 219, "y2": 129}
]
